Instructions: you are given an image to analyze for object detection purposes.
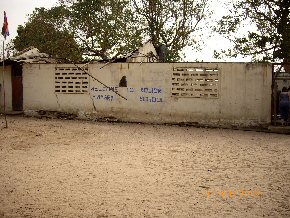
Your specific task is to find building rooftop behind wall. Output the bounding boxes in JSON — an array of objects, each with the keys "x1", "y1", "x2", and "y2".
[
  {"x1": 99, "y1": 41, "x2": 159, "y2": 63},
  {"x1": 9, "y1": 47, "x2": 55, "y2": 63}
]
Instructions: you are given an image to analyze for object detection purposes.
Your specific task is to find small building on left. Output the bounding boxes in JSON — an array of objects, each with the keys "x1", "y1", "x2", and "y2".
[{"x1": 0, "y1": 47, "x2": 55, "y2": 113}]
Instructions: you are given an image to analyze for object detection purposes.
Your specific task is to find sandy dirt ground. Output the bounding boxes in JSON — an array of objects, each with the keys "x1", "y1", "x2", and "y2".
[{"x1": 0, "y1": 116, "x2": 289, "y2": 218}]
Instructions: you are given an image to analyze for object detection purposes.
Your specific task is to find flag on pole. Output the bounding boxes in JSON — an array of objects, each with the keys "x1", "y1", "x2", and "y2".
[{"x1": 2, "y1": 11, "x2": 9, "y2": 40}]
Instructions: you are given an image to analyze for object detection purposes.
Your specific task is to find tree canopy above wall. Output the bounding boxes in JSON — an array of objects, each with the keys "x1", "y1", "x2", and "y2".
[
  {"x1": 214, "y1": 0, "x2": 290, "y2": 63},
  {"x1": 11, "y1": 0, "x2": 289, "y2": 63},
  {"x1": 12, "y1": 0, "x2": 210, "y2": 62}
]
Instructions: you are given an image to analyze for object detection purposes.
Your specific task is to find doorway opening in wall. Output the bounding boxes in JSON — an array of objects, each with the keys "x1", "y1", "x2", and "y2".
[
  {"x1": 272, "y1": 63, "x2": 290, "y2": 126},
  {"x1": 11, "y1": 63, "x2": 23, "y2": 111}
]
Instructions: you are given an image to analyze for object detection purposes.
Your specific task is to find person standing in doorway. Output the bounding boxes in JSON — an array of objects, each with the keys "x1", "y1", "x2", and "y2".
[{"x1": 279, "y1": 86, "x2": 290, "y2": 125}]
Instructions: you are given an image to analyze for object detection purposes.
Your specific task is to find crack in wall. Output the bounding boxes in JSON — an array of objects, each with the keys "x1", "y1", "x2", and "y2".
[
  {"x1": 89, "y1": 93, "x2": 97, "y2": 111},
  {"x1": 55, "y1": 94, "x2": 61, "y2": 109}
]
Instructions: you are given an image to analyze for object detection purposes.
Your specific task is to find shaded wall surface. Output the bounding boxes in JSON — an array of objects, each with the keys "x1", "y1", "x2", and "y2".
[
  {"x1": 23, "y1": 62, "x2": 272, "y2": 127},
  {"x1": 0, "y1": 65, "x2": 12, "y2": 112}
]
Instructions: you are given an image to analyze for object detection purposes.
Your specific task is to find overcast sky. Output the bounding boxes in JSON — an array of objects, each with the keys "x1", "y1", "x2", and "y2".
[
  {"x1": 0, "y1": 0, "x2": 58, "y2": 38},
  {"x1": 0, "y1": 0, "x2": 251, "y2": 62}
]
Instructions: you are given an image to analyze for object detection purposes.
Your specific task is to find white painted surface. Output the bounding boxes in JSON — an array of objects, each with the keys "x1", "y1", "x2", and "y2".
[
  {"x1": 22, "y1": 62, "x2": 272, "y2": 126},
  {"x1": 127, "y1": 41, "x2": 158, "y2": 62}
]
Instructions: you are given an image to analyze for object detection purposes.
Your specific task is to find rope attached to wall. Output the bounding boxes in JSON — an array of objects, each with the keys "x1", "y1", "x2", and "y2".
[{"x1": 71, "y1": 62, "x2": 128, "y2": 101}]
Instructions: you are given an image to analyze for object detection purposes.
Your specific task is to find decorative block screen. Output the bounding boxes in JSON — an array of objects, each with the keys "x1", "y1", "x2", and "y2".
[
  {"x1": 55, "y1": 67, "x2": 89, "y2": 94},
  {"x1": 171, "y1": 67, "x2": 219, "y2": 98}
]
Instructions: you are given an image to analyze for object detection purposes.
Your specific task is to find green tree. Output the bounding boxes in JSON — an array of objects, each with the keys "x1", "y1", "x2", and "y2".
[
  {"x1": 132, "y1": 0, "x2": 210, "y2": 61},
  {"x1": 215, "y1": 0, "x2": 290, "y2": 62},
  {"x1": 13, "y1": 0, "x2": 143, "y2": 61},
  {"x1": 60, "y1": 0, "x2": 143, "y2": 60},
  {"x1": 13, "y1": 7, "x2": 82, "y2": 62},
  {"x1": 13, "y1": 0, "x2": 210, "y2": 62}
]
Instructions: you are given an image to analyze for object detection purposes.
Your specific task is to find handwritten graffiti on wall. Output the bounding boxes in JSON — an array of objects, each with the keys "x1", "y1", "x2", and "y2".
[
  {"x1": 128, "y1": 87, "x2": 135, "y2": 93},
  {"x1": 91, "y1": 86, "x2": 136, "y2": 101},
  {"x1": 91, "y1": 87, "x2": 118, "y2": 92},
  {"x1": 91, "y1": 86, "x2": 117, "y2": 101},
  {"x1": 139, "y1": 87, "x2": 163, "y2": 103},
  {"x1": 90, "y1": 86, "x2": 163, "y2": 103},
  {"x1": 93, "y1": 94, "x2": 115, "y2": 101},
  {"x1": 141, "y1": 87, "x2": 162, "y2": 94},
  {"x1": 91, "y1": 86, "x2": 135, "y2": 93},
  {"x1": 140, "y1": 96, "x2": 163, "y2": 103}
]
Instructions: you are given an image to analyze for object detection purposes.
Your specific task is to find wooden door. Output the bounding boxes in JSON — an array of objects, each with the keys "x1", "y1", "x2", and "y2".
[{"x1": 11, "y1": 63, "x2": 23, "y2": 111}]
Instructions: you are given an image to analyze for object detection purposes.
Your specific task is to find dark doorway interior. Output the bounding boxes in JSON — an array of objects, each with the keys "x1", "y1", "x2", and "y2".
[
  {"x1": 11, "y1": 63, "x2": 23, "y2": 111},
  {"x1": 271, "y1": 63, "x2": 290, "y2": 125}
]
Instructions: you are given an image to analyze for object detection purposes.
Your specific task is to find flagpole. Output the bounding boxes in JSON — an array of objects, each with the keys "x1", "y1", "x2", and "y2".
[{"x1": 2, "y1": 40, "x2": 7, "y2": 128}]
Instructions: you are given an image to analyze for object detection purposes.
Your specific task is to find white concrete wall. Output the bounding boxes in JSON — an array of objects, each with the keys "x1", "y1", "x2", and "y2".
[
  {"x1": 22, "y1": 62, "x2": 272, "y2": 127},
  {"x1": 0, "y1": 65, "x2": 12, "y2": 112},
  {"x1": 23, "y1": 63, "x2": 93, "y2": 112}
]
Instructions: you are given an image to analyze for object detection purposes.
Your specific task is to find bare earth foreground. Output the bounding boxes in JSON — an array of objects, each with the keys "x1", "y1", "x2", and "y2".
[{"x1": 0, "y1": 116, "x2": 289, "y2": 218}]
